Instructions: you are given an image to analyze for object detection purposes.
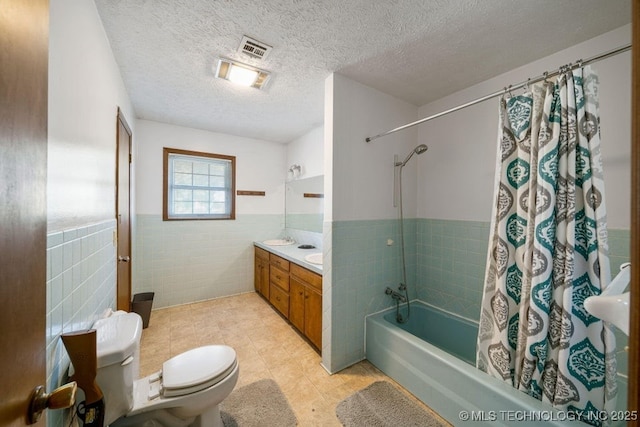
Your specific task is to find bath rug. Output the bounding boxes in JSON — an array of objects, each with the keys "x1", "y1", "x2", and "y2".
[
  {"x1": 336, "y1": 381, "x2": 447, "y2": 427},
  {"x1": 221, "y1": 378, "x2": 297, "y2": 426}
]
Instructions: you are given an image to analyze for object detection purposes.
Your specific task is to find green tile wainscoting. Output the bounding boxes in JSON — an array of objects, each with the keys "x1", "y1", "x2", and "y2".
[
  {"x1": 133, "y1": 214, "x2": 283, "y2": 308},
  {"x1": 327, "y1": 218, "x2": 630, "y2": 381}
]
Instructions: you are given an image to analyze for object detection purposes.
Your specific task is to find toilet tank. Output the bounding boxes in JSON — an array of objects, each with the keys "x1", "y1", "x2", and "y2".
[{"x1": 93, "y1": 311, "x2": 143, "y2": 426}]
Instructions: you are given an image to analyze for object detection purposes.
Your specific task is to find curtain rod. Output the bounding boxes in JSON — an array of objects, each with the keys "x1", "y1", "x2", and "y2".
[{"x1": 365, "y1": 43, "x2": 632, "y2": 143}]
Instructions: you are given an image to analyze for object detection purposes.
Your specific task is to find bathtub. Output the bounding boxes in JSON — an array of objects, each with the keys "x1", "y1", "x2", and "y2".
[{"x1": 365, "y1": 301, "x2": 588, "y2": 427}]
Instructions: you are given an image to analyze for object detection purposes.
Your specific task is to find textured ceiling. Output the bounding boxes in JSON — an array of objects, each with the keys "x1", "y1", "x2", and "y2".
[{"x1": 94, "y1": 0, "x2": 631, "y2": 143}]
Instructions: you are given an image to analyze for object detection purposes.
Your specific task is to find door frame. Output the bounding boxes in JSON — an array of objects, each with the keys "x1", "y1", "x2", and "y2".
[
  {"x1": 116, "y1": 107, "x2": 133, "y2": 311},
  {"x1": 628, "y1": 0, "x2": 639, "y2": 413}
]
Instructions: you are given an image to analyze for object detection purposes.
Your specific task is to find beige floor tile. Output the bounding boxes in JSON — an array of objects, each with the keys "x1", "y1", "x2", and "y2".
[{"x1": 137, "y1": 292, "x2": 449, "y2": 426}]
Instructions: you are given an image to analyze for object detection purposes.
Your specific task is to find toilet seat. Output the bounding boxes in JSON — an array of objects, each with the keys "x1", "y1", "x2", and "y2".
[{"x1": 161, "y1": 345, "x2": 237, "y2": 398}]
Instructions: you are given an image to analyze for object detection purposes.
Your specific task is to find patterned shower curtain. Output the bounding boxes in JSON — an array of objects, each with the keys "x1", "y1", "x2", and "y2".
[{"x1": 476, "y1": 66, "x2": 617, "y2": 424}]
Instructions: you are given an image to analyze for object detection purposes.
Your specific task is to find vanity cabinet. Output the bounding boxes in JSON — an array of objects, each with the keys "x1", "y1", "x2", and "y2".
[
  {"x1": 268, "y1": 253, "x2": 290, "y2": 318},
  {"x1": 289, "y1": 263, "x2": 322, "y2": 349},
  {"x1": 254, "y1": 247, "x2": 270, "y2": 299},
  {"x1": 253, "y1": 245, "x2": 323, "y2": 352}
]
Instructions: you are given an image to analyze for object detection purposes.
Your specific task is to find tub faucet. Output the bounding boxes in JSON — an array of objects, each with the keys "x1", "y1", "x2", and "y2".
[{"x1": 385, "y1": 287, "x2": 407, "y2": 303}]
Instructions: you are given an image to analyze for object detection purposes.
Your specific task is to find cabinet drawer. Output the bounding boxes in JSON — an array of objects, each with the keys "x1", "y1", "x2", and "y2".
[
  {"x1": 269, "y1": 283, "x2": 289, "y2": 318},
  {"x1": 270, "y1": 253, "x2": 290, "y2": 272},
  {"x1": 290, "y1": 263, "x2": 322, "y2": 292},
  {"x1": 270, "y1": 266, "x2": 289, "y2": 291},
  {"x1": 255, "y1": 246, "x2": 270, "y2": 261}
]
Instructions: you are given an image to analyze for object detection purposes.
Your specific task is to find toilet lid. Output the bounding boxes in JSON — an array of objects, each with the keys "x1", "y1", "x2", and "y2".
[{"x1": 162, "y1": 345, "x2": 236, "y2": 397}]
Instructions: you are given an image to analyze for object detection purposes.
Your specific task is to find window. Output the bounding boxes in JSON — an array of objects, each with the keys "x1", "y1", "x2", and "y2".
[{"x1": 163, "y1": 148, "x2": 236, "y2": 220}]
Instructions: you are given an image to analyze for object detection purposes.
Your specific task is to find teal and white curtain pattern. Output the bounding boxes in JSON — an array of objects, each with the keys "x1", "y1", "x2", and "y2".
[{"x1": 477, "y1": 66, "x2": 616, "y2": 424}]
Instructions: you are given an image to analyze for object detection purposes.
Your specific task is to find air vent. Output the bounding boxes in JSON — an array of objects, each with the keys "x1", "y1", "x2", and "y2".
[{"x1": 238, "y1": 35, "x2": 272, "y2": 60}]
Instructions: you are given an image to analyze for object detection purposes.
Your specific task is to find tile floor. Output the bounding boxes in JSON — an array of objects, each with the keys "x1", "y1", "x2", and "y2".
[{"x1": 139, "y1": 292, "x2": 450, "y2": 426}]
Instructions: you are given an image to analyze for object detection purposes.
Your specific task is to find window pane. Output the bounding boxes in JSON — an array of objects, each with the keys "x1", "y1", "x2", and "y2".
[
  {"x1": 193, "y1": 174, "x2": 209, "y2": 187},
  {"x1": 173, "y1": 160, "x2": 192, "y2": 173},
  {"x1": 208, "y1": 176, "x2": 224, "y2": 188},
  {"x1": 193, "y1": 202, "x2": 209, "y2": 214},
  {"x1": 193, "y1": 189, "x2": 209, "y2": 202},
  {"x1": 173, "y1": 189, "x2": 192, "y2": 202},
  {"x1": 211, "y1": 191, "x2": 226, "y2": 202},
  {"x1": 210, "y1": 163, "x2": 227, "y2": 176},
  {"x1": 210, "y1": 202, "x2": 226, "y2": 214},
  {"x1": 174, "y1": 172, "x2": 192, "y2": 186},
  {"x1": 174, "y1": 202, "x2": 192, "y2": 214},
  {"x1": 193, "y1": 161, "x2": 209, "y2": 174}
]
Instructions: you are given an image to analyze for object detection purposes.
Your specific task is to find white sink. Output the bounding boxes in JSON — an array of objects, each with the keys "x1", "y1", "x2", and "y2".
[
  {"x1": 584, "y1": 292, "x2": 630, "y2": 335},
  {"x1": 583, "y1": 263, "x2": 631, "y2": 336},
  {"x1": 304, "y1": 253, "x2": 323, "y2": 265},
  {"x1": 262, "y1": 239, "x2": 295, "y2": 246}
]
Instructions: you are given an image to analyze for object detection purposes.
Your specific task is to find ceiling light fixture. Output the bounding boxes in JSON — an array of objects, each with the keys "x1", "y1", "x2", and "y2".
[{"x1": 214, "y1": 58, "x2": 271, "y2": 90}]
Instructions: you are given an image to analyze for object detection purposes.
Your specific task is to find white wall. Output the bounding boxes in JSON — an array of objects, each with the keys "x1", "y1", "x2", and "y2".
[
  {"x1": 416, "y1": 25, "x2": 631, "y2": 228},
  {"x1": 48, "y1": 0, "x2": 136, "y2": 232},
  {"x1": 286, "y1": 125, "x2": 324, "y2": 178},
  {"x1": 47, "y1": 2, "x2": 136, "y2": 425},
  {"x1": 331, "y1": 74, "x2": 419, "y2": 221},
  {"x1": 135, "y1": 120, "x2": 287, "y2": 215}
]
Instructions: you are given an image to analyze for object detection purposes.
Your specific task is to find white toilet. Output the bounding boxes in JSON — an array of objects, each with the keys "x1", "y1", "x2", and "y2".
[{"x1": 89, "y1": 311, "x2": 239, "y2": 427}]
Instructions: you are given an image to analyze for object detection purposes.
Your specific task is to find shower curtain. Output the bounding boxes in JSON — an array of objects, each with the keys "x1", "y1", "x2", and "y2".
[{"x1": 476, "y1": 65, "x2": 617, "y2": 424}]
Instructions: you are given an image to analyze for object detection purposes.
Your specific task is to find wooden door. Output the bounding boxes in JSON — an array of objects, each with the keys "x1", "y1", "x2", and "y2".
[
  {"x1": 304, "y1": 287, "x2": 323, "y2": 350},
  {"x1": 0, "y1": 0, "x2": 49, "y2": 425},
  {"x1": 116, "y1": 109, "x2": 132, "y2": 311}
]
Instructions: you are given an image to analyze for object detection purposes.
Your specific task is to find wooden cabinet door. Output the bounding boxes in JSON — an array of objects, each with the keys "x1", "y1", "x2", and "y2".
[
  {"x1": 305, "y1": 287, "x2": 323, "y2": 349},
  {"x1": 254, "y1": 255, "x2": 269, "y2": 298},
  {"x1": 289, "y1": 277, "x2": 305, "y2": 332},
  {"x1": 269, "y1": 283, "x2": 289, "y2": 318},
  {"x1": 259, "y1": 258, "x2": 270, "y2": 298}
]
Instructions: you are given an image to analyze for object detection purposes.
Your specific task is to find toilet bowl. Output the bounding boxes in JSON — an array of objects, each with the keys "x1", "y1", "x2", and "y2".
[{"x1": 88, "y1": 312, "x2": 238, "y2": 427}]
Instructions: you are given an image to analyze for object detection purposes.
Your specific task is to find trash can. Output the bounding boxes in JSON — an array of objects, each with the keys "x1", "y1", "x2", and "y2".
[{"x1": 131, "y1": 292, "x2": 155, "y2": 329}]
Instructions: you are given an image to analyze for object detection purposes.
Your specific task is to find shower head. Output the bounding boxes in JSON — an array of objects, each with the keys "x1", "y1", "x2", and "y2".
[
  {"x1": 397, "y1": 144, "x2": 429, "y2": 167},
  {"x1": 415, "y1": 144, "x2": 428, "y2": 154}
]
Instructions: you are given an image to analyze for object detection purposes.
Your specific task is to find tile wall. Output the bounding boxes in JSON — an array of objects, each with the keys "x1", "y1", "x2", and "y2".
[
  {"x1": 46, "y1": 219, "x2": 117, "y2": 427},
  {"x1": 327, "y1": 217, "x2": 630, "y2": 386},
  {"x1": 134, "y1": 214, "x2": 283, "y2": 308},
  {"x1": 328, "y1": 219, "x2": 416, "y2": 372},
  {"x1": 416, "y1": 219, "x2": 488, "y2": 321},
  {"x1": 415, "y1": 218, "x2": 630, "y2": 393}
]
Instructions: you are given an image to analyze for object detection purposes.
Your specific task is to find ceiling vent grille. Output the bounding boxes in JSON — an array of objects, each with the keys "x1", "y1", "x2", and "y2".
[{"x1": 238, "y1": 35, "x2": 272, "y2": 60}]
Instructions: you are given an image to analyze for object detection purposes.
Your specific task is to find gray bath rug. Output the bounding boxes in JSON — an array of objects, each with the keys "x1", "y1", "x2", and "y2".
[
  {"x1": 221, "y1": 379, "x2": 297, "y2": 426},
  {"x1": 336, "y1": 381, "x2": 447, "y2": 427}
]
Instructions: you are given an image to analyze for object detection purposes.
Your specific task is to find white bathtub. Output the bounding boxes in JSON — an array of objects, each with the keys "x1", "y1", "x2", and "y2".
[{"x1": 365, "y1": 301, "x2": 593, "y2": 426}]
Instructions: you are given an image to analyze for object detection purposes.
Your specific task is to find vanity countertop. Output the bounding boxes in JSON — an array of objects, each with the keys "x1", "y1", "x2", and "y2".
[{"x1": 254, "y1": 241, "x2": 323, "y2": 275}]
